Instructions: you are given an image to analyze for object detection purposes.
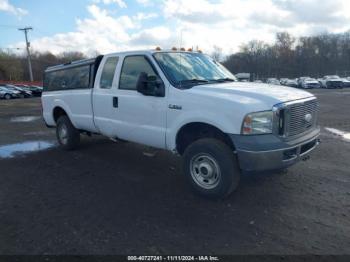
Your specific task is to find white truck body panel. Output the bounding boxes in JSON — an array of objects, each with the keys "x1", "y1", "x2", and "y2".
[{"x1": 165, "y1": 82, "x2": 314, "y2": 150}]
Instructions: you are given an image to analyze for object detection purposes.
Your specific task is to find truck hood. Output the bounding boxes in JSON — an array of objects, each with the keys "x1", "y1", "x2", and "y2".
[{"x1": 190, "y1": 82, "x2": 314, "y2": 107}]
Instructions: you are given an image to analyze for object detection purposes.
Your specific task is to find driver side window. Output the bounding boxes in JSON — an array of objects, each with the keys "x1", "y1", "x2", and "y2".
[
  {"x1": 100, "y1": 57, "x2": 119, "y2": 89},
  {"x1": 119, "y1": 56, "x2": 157, "y2": 91}
]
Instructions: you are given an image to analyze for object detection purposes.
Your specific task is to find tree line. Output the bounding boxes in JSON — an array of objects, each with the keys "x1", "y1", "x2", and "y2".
[
  {"x1": 1, "y1": 31, "x2": 350, "y2": 81},
  {"x1": 222, "y1": 31, "x2": 350, "y2": 80},
  {"x1": 0, "y1": 51, "x2": 87, "y2": 81}
]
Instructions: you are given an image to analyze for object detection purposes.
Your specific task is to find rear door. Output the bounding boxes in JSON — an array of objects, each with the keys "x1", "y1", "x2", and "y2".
[{"x1": 92, "y1": 55, "x2": 121, "y2": 138}]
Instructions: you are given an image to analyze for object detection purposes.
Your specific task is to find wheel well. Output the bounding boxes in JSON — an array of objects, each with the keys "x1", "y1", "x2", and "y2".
[
  {"x1": 53, "y1": 107, "x2": 67, "y2": 123},
  {"x1": 176, "y1": 122, "x2": 235, "y2": 155}
]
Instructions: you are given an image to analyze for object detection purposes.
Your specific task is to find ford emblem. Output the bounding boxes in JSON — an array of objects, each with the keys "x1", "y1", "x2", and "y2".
[{"x1": 304, "y1": 113, "x2": 313, "y2": 123}]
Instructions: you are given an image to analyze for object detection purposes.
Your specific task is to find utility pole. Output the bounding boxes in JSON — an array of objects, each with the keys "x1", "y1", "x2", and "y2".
[{"x1": 18, "y1": 27, "x2": 34, "y2": 82}]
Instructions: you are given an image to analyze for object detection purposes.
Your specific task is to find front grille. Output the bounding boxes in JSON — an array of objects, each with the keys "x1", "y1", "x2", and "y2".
[{"x1": 284, "y1": 99, "x2": 318, "y2": 137}]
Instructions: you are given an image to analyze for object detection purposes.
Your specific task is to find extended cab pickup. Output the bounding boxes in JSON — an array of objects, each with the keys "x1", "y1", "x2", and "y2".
[{"x1": 42, "y1": 50, "x2": 320, "y2": 199}]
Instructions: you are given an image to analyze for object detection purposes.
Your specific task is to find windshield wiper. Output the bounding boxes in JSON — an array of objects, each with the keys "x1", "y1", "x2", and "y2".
[
  {"x1": 178, "y1": 79, "x2": 210, "y2": 88},
  {"x1": 179, "y1": 79, "x2": 210, "y2": 84},
  {"x1": 210, "y1": 78, "x2": 236, "y2": 82}
]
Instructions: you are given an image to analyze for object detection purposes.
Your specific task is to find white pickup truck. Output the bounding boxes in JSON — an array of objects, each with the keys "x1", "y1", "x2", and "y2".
[{"x1": 42, "y1": 49, "x2": 320, "y2": 199}]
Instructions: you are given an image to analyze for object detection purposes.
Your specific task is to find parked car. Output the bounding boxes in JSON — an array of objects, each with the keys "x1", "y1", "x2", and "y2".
[
  {"x1": 0, "y1": 85, "x2": 20, "y2": 100},
  {"x1": 13, "y1": 84, "x2": 29, "y2": 89},
  {"x1": 297, "y1": 77, "x2": 311, "y2": 88},
  {"x1": 266, "y1": 78, "x2": 280, "y2": 85},
  {"x1": 320, "y1": 75, "x2": 343, "y2": 89},
  {"x1": 42, "y1": 50, "x2": 320, "y2": 199},
  {"x1": 13, "y1": 84, "x2": 43, "y2": 97},
  {"x1": 279, "y1": 78, "x2": 288, "y2": 85},
  {"x1": 284, "y1": 79, "x2": 298, "y2": 88},
  {"x1": 29, "y1": 85, "x2": 43, "y2": 97},
  {"x1": 300, "y1": 78, "x2": 321, "y2": 89},
  {"x1": 341, "y1": 78, "x2": 350, "y2": 88},
  {"x1": 5, "y1": 84, "x2": 32, "y2": 98}
]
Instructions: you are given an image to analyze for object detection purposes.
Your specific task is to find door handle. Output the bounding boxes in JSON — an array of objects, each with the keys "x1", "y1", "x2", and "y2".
[{"x1": 113, "y1": 97, "x2": 118, "y2": 108}]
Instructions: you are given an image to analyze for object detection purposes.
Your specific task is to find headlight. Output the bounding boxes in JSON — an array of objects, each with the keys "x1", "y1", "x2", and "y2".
[{"x1": 242, "y1": 111, "x2": 273, "y2": 135}]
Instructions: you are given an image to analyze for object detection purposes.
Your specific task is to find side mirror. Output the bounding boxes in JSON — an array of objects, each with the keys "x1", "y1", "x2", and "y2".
[{"x1": 136, "y1": 72, "x2": 165, "y2": 97}]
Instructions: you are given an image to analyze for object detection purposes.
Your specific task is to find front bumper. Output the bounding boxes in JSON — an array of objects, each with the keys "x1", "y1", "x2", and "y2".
[
  {"x1": 326, "y1": 81, "x2": 343, "y2": 88},
  {"x1": 229, "y1": 127, "x2": 320, "y2": 172}
]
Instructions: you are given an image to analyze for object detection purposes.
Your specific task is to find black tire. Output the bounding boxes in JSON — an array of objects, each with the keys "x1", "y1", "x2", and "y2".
[
  {"x1": 4, "y1": 94, "x2": 11, "y2": 100},
  {"x1": 183, "y1": 138, "x2": 240, "y2": 199},
  {"x1": 56, "y1": 115, "x2": 80, "y2": 150}
]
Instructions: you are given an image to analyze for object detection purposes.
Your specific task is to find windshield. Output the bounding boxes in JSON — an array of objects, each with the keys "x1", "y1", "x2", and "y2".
[{"x1": 153, "y1": 52, "x2": 237, "y2": 88}]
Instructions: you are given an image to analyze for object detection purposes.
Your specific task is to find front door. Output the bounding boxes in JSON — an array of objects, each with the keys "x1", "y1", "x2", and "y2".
[{"x1": 113, "y1": 55, "x2": 167, "y2": 149}]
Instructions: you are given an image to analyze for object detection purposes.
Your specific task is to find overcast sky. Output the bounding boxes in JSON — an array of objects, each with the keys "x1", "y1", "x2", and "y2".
[{"x1": 1, "y1": 0, "x2": 350, "y2": 55}]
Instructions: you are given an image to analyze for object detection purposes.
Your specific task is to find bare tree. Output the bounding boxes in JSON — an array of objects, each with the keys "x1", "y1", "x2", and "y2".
[
  {"x1": 211, "y1": 45, "x2": 223, "y2": 62},
  {"x1": 223, "y1": 31, "x2": 350, "y2": 79}
]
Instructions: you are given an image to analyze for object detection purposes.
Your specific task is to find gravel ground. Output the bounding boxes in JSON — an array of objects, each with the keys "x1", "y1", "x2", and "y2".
[{"x1": 0, "y1": 89, "x2": 349, "y2": 255}]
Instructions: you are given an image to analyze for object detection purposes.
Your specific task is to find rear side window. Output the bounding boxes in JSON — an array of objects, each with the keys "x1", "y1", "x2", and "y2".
[
  {"x1": 119, "y1": 56, "x2": 157, "y2": 90},
  {"x1": 44, "y1": 65, "x2": 91, "y2": 91},
  {"x1": 100, "y1": 57, "x2": 119, "y2": 89}
]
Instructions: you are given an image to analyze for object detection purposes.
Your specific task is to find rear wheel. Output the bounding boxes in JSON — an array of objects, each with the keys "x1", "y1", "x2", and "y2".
[
  {"x1": 4, "y1": 94, "x2": 11, "y2": 100},
  {"x1": 56, "y1": 115, "x2": 80, "y2": 150},
  {"x1": 183, "y1": 138, "x2": 240, "y2": 199}
]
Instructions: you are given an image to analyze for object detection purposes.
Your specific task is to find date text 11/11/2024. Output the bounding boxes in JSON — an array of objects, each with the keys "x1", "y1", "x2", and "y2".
[{"x1": 127, "y1": 255, "x2": 220, "y2": 261}]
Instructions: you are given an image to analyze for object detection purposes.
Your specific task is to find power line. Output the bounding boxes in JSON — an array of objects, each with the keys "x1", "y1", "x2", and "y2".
[{"x1": 18, "y1": 27, "x2": 34, "y2": 82}]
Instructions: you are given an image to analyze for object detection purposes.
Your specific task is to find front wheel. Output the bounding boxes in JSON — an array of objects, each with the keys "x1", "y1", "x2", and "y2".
[
  {"x1": 56, "y1": 115, "x2": 80, "y2": 150},
  {"x1": 183, "y1": 138, "x2": 240, "y2": 199},
  {"x1": 4, "y1": 94, "x2": 11, "y2": 100}
]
